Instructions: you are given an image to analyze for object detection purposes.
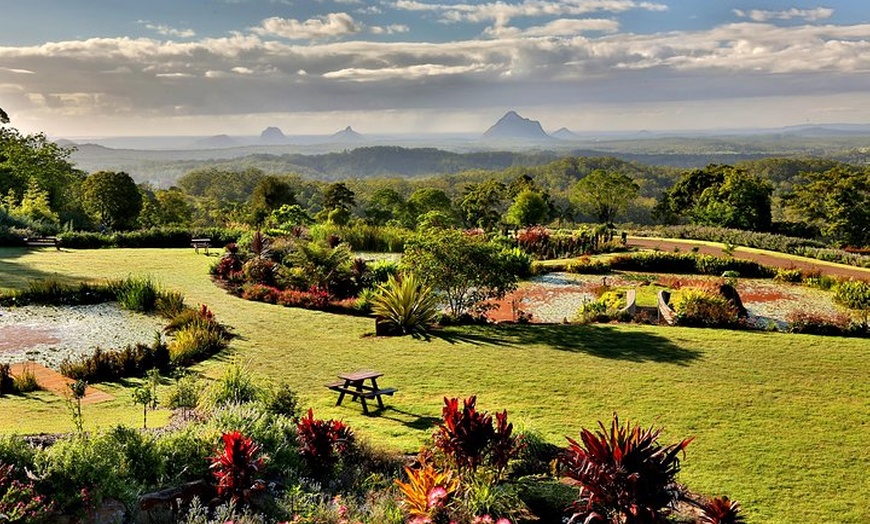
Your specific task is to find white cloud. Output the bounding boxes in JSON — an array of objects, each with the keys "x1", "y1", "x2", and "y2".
[
  {"x1": 143, "y1": 23, "x2": 196, "y2": 38},
  {"x1": 253, "y1": 13, "x2": 362, "y2": 40},
  {"x1": 490, "y1": 18, "x2": 620, "y2": 37},
  {"x1": 323, "y1": 63, "x2": 498, "y2": 81},
  {"x1": 733, "y1": 7, "x2": 834, "y2": 23},
  {"x1": 370, "y1": 24, "x2": 411, "y2": 35},
  {"x1": 0, "y1": 67, "x2": 35, "y2": 74},
  {"x1": 393, "y1": 0, "x2": 666, "y2": 25}
]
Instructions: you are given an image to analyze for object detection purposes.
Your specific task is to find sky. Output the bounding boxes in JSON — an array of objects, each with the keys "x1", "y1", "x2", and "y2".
[{"x1": 2, "y1": 0, "x2": 870, "y2": 137}]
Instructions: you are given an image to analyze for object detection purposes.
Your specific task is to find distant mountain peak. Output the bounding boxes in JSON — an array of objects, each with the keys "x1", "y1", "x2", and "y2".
[
  {"x1": 551, "y1": 127, "x2": 578, "y2": 140},
  {"x1": 331, "y1": 126, "x2": 363, "y2": 141},
  {"x1": 260, "y1": 126, "x2": 285, "y2": 143},
  {"x1": 483, "y1": 111, "x2": 552, "y2": 141}
]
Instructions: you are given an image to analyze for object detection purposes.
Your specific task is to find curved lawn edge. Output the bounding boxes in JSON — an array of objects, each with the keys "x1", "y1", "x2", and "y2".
[{"x1": 626, "y1": 236, "x2": 870, "y2": 280}]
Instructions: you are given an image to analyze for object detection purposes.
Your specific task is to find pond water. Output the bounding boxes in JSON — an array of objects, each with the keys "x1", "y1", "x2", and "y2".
[{"x1": 0, "y1": 303, "x2": 166, "y2": 370}]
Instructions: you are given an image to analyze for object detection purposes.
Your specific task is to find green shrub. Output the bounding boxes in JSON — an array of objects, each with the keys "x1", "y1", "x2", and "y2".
[
  {"x1": 12, "y1": 363, "x2": 40, "y2": 393},
  {"x1": 165, "y1": 372, "x2": 203, "y2": 419},
  {"x1": 201, "y1": 362, "x2": 263, "y2": 408},
  {"x1": 155, "y1": 290, "x2": 186, "y2": 319},
  {"x1": 168, "y1": 322, "x2": 228, "y2": 366},
  {"x1": 774, "y1": 268, "x2": 802, "y2": 283},
  {"x1": 803, "y1": 272, "x2": 839, "y2": 291},
  {"x1": 566, "y1": 257, "x2": 612, "y2": 274},
  {"x1": 372, "y1": 273, "x2": 441, "y2": 336},
  {"x1": 57, "y1": 231, "x2": 113, "y2": 249},
  {"x1": 671, "y1": 288, "x2": 738, "y2": 327},
  {"x1": 206, "y1": 403, "x2": 301, "y2": 475},
  {"x1": 60, "y1": 338, "x2": 170, "y2": 382},
  {"x1": 262, "y1": 383, "x2": 300, "y2": 419},
  {"x1": 500, "y1": 247, "x2": 534, "y2": 279},
  {"x1": 786, "y1": 309, "x2": 858, "y2": 337},
  {"x1": 113, "y1": 276, "x2": 159, "y2": 312},
  {"x1": 609, "y1": 252, "x2": 773, "y2": 278},
  {"x1": 834, "y1": 280, "x2": 870, "y2": 318},
  {"x1": 309, "y1": 223, "x2": 411, "y2": 252}
]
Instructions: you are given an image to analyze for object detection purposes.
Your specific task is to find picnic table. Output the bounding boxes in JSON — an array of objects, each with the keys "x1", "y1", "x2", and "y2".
[
  {"x1": 326, "y1": 370, "x2": 397, "y2": 414},
  {"x1": 191, "y1": 238, "x2": 211, "y2": 255}
]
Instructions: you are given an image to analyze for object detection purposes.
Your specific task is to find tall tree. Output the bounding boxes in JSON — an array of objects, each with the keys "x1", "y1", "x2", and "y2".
[
  {"x1": 656, "y1": 165, "x2": 772, "y2": 231},
  {"x1": 250, "y1": 176, "x2": 296, "y2": 225},
  {"x1": 322, "y1": 182, "x2": 356, "y2": 212},
  {"x1": 0, "y1": 107, "x2": 9, "y2": 124},
  {"x1": 459, "y1": 179, "x2": 506, "y2": 230},
  {"x1": 506, "y1": 189, "x2": 550, "y2": 227},
  {"x1": 81, "y1": 171, "x2": 143, "y2": 229},
  {"x1": 571, "y1": 169, "x2": 639, "y2": 224},
  {"x1": 785, "y1": 166, "x2": 870, "y2": 247}
]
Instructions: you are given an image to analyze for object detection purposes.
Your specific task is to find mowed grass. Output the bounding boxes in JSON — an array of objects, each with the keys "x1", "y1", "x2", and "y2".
[{"x1": 1, "y1": 247, "x2": 869, "y2": 523}]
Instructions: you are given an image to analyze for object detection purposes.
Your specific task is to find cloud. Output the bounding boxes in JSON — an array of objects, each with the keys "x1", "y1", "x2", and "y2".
[
  {"x1": 253, "y1": 13, "x2": 362, "y2": 40},
  {"x1": 733, "y1": 7, "x2": 834, "y2": 23},
  {"x1": 489, "y1": 18, "x2": 620, "y2": 37},
  {"x1": 370, "y1": 24, "x2": 411, "y2": 35},
  {"x1": 4, "y1": 18, "x2": 870, "y2": 124},
  {"x1": 141, "y1": 23, "x2": 196, "y2": 38},
  {"x1": 393, "y1": 0, "x2": 666, "y2": 25}
]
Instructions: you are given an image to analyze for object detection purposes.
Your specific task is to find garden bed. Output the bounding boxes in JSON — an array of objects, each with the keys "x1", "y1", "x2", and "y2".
[
  {"x1": 489, "y1": 272, "x2": 846, "y2": 329},
  {"x1": 0, "y1": 303, "x2": 165, "y2": 370}
]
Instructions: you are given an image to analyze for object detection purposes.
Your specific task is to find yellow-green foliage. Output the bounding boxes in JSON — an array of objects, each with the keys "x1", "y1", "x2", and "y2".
[
  {"x1": 372, "y1": 273, "x2": 441, "y2": 335},
  {"x1": 671, "y1": 288, "x2": 737, "y2": 327}
]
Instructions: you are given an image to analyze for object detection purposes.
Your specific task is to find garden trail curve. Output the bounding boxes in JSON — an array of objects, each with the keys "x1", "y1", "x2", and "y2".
[
  {"x1": 626, "y1": 237, "x2": 870, "y2": 282},
  {"x1": 9, "y1": 362, "x2": 113, "y2": 404}
]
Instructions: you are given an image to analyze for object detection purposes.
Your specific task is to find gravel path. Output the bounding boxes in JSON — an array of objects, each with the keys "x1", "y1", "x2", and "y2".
[{"x1": 627, "y1": 237, "x2": 870, "y2": 281}]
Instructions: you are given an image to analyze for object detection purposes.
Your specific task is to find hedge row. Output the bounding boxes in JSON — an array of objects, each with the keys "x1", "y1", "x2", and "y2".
[{"x1": 56, "y1": 227, "x2": 243, "y2": 249}]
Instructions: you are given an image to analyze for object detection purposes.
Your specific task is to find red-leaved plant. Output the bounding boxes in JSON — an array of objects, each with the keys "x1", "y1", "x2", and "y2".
[
  {"x1": 699, "y1": 496, "x2": 745, "y2": 524},
  {"x1": 434, "y1": 396, "x2": 521, "y2": 476},
  {"x1": 559, "y1": 413, "x2": 693, "y2": 524},
  {"x1": 297, "y1": 409, "x2": 354, "y2": 474},
  {"x1": 209, "y1": 431, "x2": 266, "y2": 504}
]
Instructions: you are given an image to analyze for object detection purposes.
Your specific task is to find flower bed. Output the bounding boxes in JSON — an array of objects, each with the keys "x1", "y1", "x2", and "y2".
[{"x1": 0, "y1": 303, "x2": 165, "y2": 370}]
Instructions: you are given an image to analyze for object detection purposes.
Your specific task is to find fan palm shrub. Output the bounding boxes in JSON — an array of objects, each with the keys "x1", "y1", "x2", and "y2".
[{"x1": 372, "y1": 272, "x2": 440, "y2": 335}]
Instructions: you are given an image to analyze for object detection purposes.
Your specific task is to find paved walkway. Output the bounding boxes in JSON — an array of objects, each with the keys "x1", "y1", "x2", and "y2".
[
  {"x1": 627, "y1": 237, "x2": 870, "y2": 282},
  {"x1": 9, "y1": 362, "x2": 114, "y2": 404}
]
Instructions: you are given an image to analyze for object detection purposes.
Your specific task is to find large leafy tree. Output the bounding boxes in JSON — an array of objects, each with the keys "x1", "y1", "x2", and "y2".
[
  {"x1": 571, "y1": 169, "x2": 639, "y2": 225},
  {"x1": 249, "y1": 176, "x2": 296, "y2": 225},
  {"x1": 656, "y1": 165, "x2": 772, "y2": 231},
  {"x1": 81, "y1": 171, "x2": 143, "y2": 229},
  {"x1": 459, "y1": 179, "x2": 506, "y2": 230},
  {"x1": 401, "y1": 228, "x2": 519, "y2": 318},
  {"x1": 139, "y1": 185, "x2": 193, "y2": 228},
  {"x1": 0, "y1": 127, "x2": 86, "y2": 218},
  {"x1": 363, "y1": 187, "x2": 412, "y2": 227},
  {"x1": 506, "y1": 189, "x2": 550, "y2": 227},
  {"x1": 785, "y1": 166, "x2": 869, "y2": 247}
]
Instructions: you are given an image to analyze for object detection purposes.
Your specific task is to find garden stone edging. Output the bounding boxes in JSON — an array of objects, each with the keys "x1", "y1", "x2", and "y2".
[{"x1": 658, "y1": 290, "x2": 676, "y2": 325}]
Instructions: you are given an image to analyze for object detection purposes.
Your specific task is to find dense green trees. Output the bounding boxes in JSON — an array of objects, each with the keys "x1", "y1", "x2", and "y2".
[
  {"x1": 785, "y1": 167, "x2": 869, "y2": 246},
  {"x1": 570, "y1": 169, "x2": 639, "y2": 224},
  {"x1": 250, "y1": 176, "x2": 296, "y2": 225},
  {"x1": 459, "y1": 179, "x2": 506, "y2": 230},
  {"x1": 0, "y1": 128, "x2": 85, "y2": 221},
  {"x1": 81, "y1": 171, "x2": 143, "y2": 229},
  {"x1": 656, "y1": 165, "x2": 773, "y2": 231},
  {"x1": 506, "y1": 189, "x2": 550, "y2": 227}
]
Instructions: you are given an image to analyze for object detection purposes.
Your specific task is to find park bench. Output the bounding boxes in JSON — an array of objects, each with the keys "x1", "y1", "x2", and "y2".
[
  {"x1": 24, "y1": 237, "x2": 59, "y2": 250},
  {"x1": 191, "y1": 238, "x2": 211, "y2": 255},
  {"x1": 326, "y1": 370, "x2": 397, "y2": 414}
]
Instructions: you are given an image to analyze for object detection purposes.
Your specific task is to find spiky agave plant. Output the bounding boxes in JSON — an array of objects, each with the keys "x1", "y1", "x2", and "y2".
[{"x1": 372, "y1": 272, "x2": 441, "y2": 335}]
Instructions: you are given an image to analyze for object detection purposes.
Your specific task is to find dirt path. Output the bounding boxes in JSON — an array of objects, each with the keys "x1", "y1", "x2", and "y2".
[
  {"x1": 626, "y1": 237, "x2": 870, "y2": 282},
  {"x1": 9, "y1": 362, "x2": 114, "y2": 404}
]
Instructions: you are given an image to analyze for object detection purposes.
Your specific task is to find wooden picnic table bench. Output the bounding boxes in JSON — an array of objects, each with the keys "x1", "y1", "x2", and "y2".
[
  {"x1": 191, "y1": 238, "x2": 211, "y2": 255},
  {"x1": 326, "y1": 370, "x2": 397, "y2": 414},
  {"x1": 24, "y1": 236, "x2": 59, "y2": 250}
]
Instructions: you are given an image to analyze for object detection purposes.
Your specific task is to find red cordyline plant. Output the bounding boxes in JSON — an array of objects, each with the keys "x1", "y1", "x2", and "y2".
[
  {"x1": 559, "y1": 413, "x2": 694, "y2": 524},
  {"x1": 209, "y1": 431, "x2": 266, "y2": 504},
  {"x1": 434, "y1": 396, "x2": 521, "y2": 476},
  {"x1": 699, "y1": 496, "x2": 745, "y2": 524},
  {"x1": 297, "y1": 409, "x2": 354, "y2": 473}
]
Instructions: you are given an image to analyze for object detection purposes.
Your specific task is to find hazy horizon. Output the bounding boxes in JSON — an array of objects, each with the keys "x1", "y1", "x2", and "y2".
[{"x1": 3, "y1": 1, "x2": 870, "y2": 138}]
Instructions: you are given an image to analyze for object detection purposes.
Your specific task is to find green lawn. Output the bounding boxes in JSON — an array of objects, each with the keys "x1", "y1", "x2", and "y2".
[{"x1": 1, "y1": 247, "x2": 869, "y2": 523}]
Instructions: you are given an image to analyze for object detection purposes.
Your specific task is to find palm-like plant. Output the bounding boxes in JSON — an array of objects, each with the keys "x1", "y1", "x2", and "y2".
[
  {"x1": 699, "y1": 497, "x2": 745, "y2": 524},
  {"x1": 372, "y1": 272, "x2": 441, "y2": 335}
]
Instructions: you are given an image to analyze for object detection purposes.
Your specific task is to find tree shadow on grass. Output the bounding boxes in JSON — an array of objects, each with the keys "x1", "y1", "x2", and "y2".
[
  {"x1": 0, "y1": 247, "x2": 88, "y2": 291},
  {"x1": 378, "y1": 406, "x2": 440, "y2": 431},
  {"x1": 433, "y1": 323, "x2": 700, "y2": 365}
]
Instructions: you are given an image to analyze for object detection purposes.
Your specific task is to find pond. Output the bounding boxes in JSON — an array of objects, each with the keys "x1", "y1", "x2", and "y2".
[{"x1": 0, "y1": 303, "x2": 166, "y2": 370}]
